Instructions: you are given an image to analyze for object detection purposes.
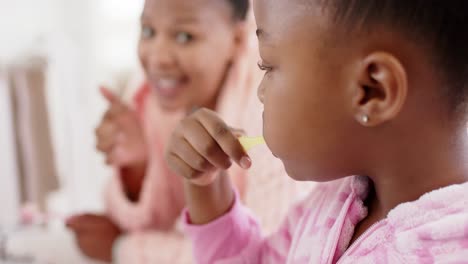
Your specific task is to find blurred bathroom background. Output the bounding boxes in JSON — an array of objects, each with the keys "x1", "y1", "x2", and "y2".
[{"x1": 0, "y1": 1, "x2": 144, "y2": 262}]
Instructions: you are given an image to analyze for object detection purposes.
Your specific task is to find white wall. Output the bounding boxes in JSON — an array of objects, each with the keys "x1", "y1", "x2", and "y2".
[{"x1": 0, "y1": 0, "x2": 143, "y2": 216}]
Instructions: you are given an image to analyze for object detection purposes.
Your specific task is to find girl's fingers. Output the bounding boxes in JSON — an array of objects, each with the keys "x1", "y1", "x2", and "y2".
[
  {"x1": 173, "y1": 138, "x2": 215, "y2": 172},
  {"x1": 230, "y1": 127, "x2": 246, "y2": 138},
  {"x1": 196, "y1": 109, "x2": 251, "y2": 169},
  {"x1": 166, "y1": 153, "x2": 203, "y2": 180},
  {"x1": 182, "y1": 118, "x2": 233, "y2": 170}
]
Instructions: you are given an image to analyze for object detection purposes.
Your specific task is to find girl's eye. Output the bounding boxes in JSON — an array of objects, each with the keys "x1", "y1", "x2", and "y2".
[
  {"x1": 141, "y1": 25, "x2": 155, "y2": 39},
  {"x1": 175, "y1": 32, "x2": 194, "y2": 44},
  {"x1": 257, "y1": 60, "x2": 273, "y2": 72}
]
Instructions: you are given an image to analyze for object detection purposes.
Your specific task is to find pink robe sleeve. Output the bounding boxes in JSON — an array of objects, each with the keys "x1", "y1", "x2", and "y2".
[{"x1": 183, "y1": 192, "x2": 304, "y2": 264}]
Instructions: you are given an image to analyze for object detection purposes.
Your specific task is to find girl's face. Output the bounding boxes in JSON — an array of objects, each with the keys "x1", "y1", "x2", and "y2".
[
  {"x1": 139, "y1": 0, "x2": 242, "y2": 111},
  {"x1": 255, "y1": 0, "x2": 362, "y2": 181}
]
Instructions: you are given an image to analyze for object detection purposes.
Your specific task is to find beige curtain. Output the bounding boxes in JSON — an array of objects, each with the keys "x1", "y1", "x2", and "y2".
[{"x1": 7, "y1": 58, "x2": 59, "y2": 210}]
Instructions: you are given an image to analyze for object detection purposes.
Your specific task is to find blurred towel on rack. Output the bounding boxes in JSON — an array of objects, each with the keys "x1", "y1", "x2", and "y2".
[{"x1": 4, "y1": 57, "x2": 59, "y2": 212}]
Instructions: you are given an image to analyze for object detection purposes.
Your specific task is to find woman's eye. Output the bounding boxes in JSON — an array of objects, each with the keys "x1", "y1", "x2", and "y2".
[
  {"x1": 141, "y1": 26, "x2": 155, "y2": 39},
  {"x1": 175, "y1": 32, "x2": 194, "y2": 44}
]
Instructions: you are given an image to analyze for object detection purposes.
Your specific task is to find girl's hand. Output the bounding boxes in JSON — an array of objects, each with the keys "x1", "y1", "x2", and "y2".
[{"x1": 165, "y1": 108, "x2": 251, "y2": 186}]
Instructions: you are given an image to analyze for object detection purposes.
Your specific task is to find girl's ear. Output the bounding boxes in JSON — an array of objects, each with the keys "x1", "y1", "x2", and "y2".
[{"x1": 350, "y1": 52, "x2": 408, "y2": 126}]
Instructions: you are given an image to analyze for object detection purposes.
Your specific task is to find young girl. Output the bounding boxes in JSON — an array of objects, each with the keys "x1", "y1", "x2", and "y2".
[
  {"x1": 67, "y1": 0, "x2": 310, "y2": 263},
  {"x1": 166, "y1": 0, "x2": 468, "y2": 263}
]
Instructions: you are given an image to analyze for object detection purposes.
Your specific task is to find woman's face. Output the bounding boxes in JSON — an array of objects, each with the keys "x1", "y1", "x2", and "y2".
[{"x1": 139, "y1": 0, "x2": 242, "y2": 112}]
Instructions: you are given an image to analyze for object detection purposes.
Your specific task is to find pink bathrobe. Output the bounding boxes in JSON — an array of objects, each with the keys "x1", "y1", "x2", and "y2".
[{"x1": 185, "y1": 175, "x2": 468, "y2": 263}]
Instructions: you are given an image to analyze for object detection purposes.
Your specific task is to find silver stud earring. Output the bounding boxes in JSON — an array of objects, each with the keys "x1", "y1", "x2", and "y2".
[{"x1": 362, "y1": 115, "x2": 369, "y2": 124}]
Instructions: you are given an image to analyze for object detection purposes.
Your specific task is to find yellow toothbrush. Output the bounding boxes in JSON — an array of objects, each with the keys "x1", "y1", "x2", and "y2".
[{"x1": 239, "y1": 136, "x2": 266, "y2": 151}]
